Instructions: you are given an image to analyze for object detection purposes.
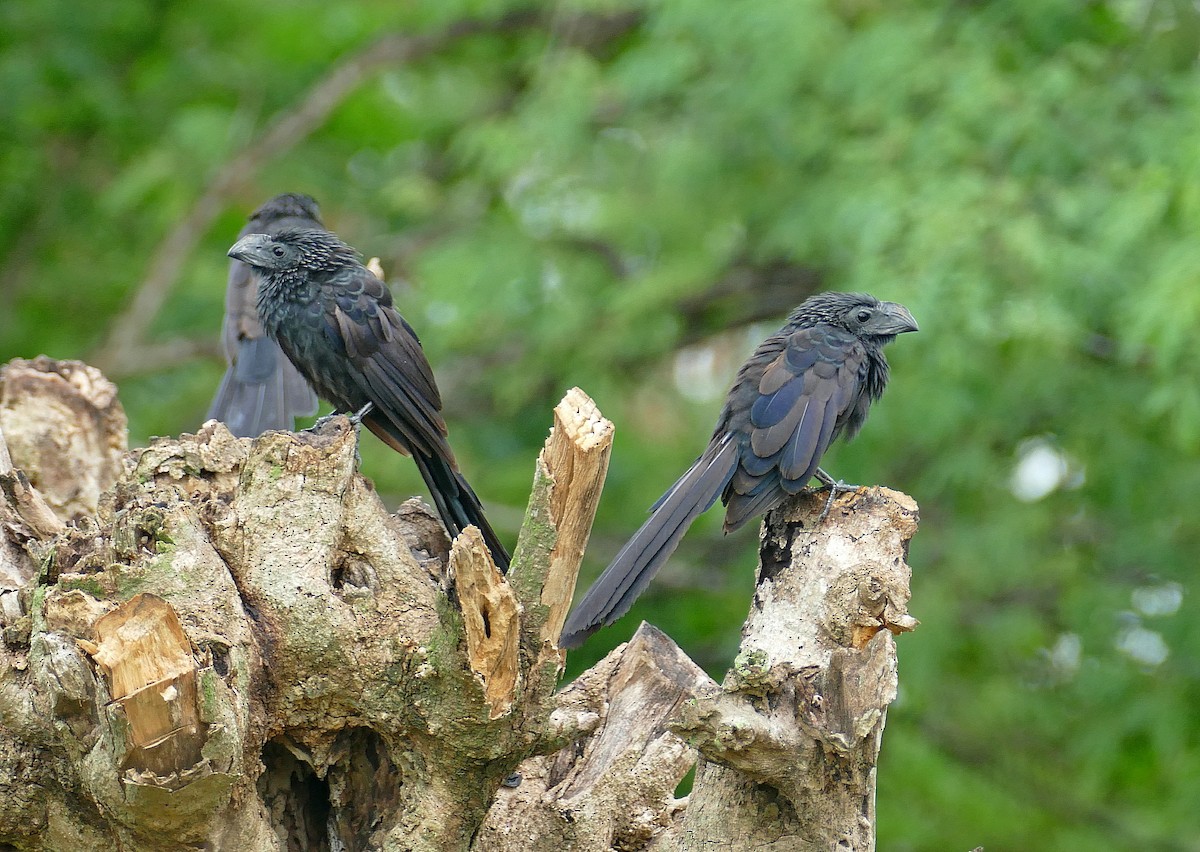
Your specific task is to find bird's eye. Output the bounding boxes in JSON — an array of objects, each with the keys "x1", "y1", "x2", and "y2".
[
  {"x1": 855, "y1": 309, "x2": 871, "y2": 323},
  {"x1": 272, "y1": 246, "x2": 286, "y2": 257}
]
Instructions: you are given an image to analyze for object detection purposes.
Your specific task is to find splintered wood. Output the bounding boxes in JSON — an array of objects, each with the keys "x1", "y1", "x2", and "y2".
[
  {"x1": 79, "y1": 593, "x2": 203, "y2": 775},
  {"x1": 539, "y1": 387, "x2": 614, "y2": 644},
  {"x1": 452, "y1": 386, "x2": 612, "y2": 717},
  {"x1": 451, "y1": 527, "x2": 522, "y2": 719},
  {"x1": 0, "y1": 466, "x2": 63, "y2": 587},
  {"x1": 0, "y1": 468, "x2": 65, "y2": 540},
  {"x1": 555, "y1": 623, "x2": 711, "y2": 799},
  {"x1": 475, "y1": 623, "x2": 714, "y2": 851}
]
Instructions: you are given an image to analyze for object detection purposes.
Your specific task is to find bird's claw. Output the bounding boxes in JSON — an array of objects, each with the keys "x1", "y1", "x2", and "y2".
[
  {"x1": 307, "y1": 412, "x2": 341, "y2": 432},
  {"x1": 812, "y1": 468, "x2": 859, "y2": 523},
  {"x1": 347, "y1": 401, "x2": 374, "y2": 426},
  {"x1": 307, "y1": 402, "x2": 374, "y2": 433}
]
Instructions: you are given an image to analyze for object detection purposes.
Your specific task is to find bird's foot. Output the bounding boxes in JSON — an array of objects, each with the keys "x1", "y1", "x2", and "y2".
[
  {"x1": 812, "y1": 468, "x2": 860, "y2": 523},
  {"x1": 307, "y1": 412, "x2": 342, "y2": 432},
  {"x1": 307, "y1": 402, "x2": 374, "y2": 433},
  {"x1": 347, "y1": 401, "x2": 374, "y2": 426}
]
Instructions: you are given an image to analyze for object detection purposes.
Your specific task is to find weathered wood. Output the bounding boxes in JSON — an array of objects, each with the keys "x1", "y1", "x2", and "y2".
[
  {"x1": 0, "y1": 378, "x2": 621, "y2": 851},
  {"x1": 0, "y1": 357, "x2": 919, "y2": 852},
  {"x1": 675, "y1": 487, "x2": 919, "y2": 852},
  {"x1": 79, "y1": 593, "x2": 204, "y2": 776},
  {"x1": 452, "y1": 526, "x2": 522, "y2": 719},
  {"x1": 0, "y1": 356, "x2": 127, "y2": 521},
  {"x1": 0, "y1": 421, "x2": 11, "y2": 474},
  {"x1": 538, "y1": 387, "x2": 614, "y2": 644},
  {"x1": 0, "y1": 359, "x2": 106, "y2": 607},
  {"x1": 0, "y1": 469, "x2": 66, "y2": 541},
  {"x1": 475, "y1": 623, "x2": 713, "y2": 851}
]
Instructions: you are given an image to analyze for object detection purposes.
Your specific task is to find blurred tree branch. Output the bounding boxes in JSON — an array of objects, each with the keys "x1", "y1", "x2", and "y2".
[
  {"x1": 676, "y1": 255, "x2": 824, "y2": 347},
  {"x1": 93, "y1": 9, "x2": 643, "y2": 378},
  {"x1": 439, "y1": 250, "x2": 826, "y2": 420}
]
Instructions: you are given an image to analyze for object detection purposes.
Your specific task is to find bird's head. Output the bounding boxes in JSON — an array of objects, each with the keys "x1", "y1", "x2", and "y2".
[
  {"x1": 249, "y1": 192, "x2": 322, "y2": 224},
  {"x1": 793, "y1": 292, "x2": 919, "y2": 340},
  {"x1": 227, "y1": 228, "x2": 358, "y2": 274}
]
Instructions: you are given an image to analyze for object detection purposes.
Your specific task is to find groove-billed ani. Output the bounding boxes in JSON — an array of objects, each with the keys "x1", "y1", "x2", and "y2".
[
  {"x1": 558, "y1": 292, "x2": 918, "y2": 648},
  {"x1": 227, "y1": 227, "x2": 511, "y2": 572},
  {"x1": 207, "y1": 193, "x2": 322, "y2": 437}
]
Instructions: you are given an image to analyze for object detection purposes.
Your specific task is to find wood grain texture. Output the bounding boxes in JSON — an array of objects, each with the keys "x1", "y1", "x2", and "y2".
[
  {"x1": 539, "y1": 387, "x2": 614, "y2": 644},
  {"x1": 452, "y1": 526, "x2": 521, "y2": 719}
]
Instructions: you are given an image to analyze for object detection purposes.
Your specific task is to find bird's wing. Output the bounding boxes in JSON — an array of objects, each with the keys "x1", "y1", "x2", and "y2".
[
  {"x1": 320, "y1": 267, "x2": 451, "y2": 460},
  {"x1": 723, "y1": 325, "x2": 865, "y2": 530}
]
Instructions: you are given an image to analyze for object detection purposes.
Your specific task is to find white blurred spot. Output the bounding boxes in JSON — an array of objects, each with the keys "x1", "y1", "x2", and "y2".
[
  {"x1": 541, "y1": 261, "x2": 563, "y2": 297},
  {"x1": 1115, "y1": 625, "x2": 1169, "y2": 667},
  {"x1": 1010, "y1": 437, "x2": 1083, "y2": 502},
  {"x1": 1132, "y1": 582, "x2": 1183, "y2": 617},
  {"x1": 1048, "y1": 632, "x2": 1082, "y2": 678},
  {"x1": 425, "y1": 301, "x2": 459, "y2": 327},
  {"x1": 505, "y1": 166, "x2": 599, "y2": 238},
  {"x1": 673, "y1": 344, "x2": 725, "y2": 402}
]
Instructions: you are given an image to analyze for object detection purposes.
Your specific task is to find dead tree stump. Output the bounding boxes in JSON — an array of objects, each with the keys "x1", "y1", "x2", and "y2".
[{"x1": 0, "y1": 358, "x2": 918, "y2": 851}]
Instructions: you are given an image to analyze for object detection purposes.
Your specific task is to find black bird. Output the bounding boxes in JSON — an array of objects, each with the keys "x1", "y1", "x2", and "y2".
[
  {"x1": 558, "y1": 292, "x2": 918, "y2": 648},
  {"x1": 207, "y1": 193, "x2": 322, "y2": 437},
  {"x1": 227, "y1": 227, "x2": 510, "y2": 572}
]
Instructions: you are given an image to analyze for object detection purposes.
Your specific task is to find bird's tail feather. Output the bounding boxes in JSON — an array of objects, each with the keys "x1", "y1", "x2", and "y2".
[
  {"x1": 558, "y1": 435, "x2": 739, "y2": 648},
  {"x1": 207, "y1": 338, "x2": 318, "y2": 437},
  {"x1": 412, "y1": 451, "x2": 511, "y2": 574}
]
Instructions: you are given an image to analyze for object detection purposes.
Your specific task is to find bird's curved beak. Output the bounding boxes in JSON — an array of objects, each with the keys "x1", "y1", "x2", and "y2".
[
  {"x1": 875, "y1": 302, "x2": 919, "y2": 335},
  {"x1": 227, "y1": 233, "x2": 274, "y2": 266}
]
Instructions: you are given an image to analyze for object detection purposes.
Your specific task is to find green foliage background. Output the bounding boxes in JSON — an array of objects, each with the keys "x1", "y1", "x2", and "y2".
[{"x1": 2, "y1": 1, "x2": 1197, "y2": 848}]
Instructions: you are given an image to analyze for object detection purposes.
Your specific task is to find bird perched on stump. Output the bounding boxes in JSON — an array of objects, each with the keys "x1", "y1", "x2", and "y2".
[
  {"x1": 207, "y1": 193, "x2": 322, "y2": 437},
  {"x1": 227, "y1": 227, "x2": 510, "y2": 572},
  {"x1": 558, "y1": 292, "x2": 918, "y2": 648}
]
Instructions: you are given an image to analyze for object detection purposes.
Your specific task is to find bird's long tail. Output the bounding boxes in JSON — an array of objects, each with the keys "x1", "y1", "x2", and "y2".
[
  {"x1": 207, "y1": 338, "x2": 318, "y2": 437},
  {"x1": 558, "y1": 435, "x2": 739, "y2": 648},
  {"x1": 412, "y1": 450, "x2": 511, "y2": 574}
]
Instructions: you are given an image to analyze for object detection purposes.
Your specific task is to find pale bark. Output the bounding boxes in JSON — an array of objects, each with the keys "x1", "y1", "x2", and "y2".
[
  {"x1": 0, "y1": 357, "x2": 126, "y2": 521},
  {"x1": 0, "y1": 359, "x2": 918, "y2": 852},
  {"x1": 676, "y1": 489, "x2": 919, "y2": 851}
]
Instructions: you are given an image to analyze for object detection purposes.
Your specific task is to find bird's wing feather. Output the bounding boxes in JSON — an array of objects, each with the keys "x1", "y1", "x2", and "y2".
[
  {"x1": 751, "y1": 326, "x2": 863, "y2": 477},
  {"x1": 318, "y1": 267, "x2": 451, "y2": 459},
  {"x1": 356, "y1": 358, "x2": 450, "y2": 459},
  {"x1": 723, "y1": 325, "x2": 866, "y2": 527}
]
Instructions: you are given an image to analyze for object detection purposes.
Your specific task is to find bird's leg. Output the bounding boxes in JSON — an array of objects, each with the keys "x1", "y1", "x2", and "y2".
[
  {"x1": 347, "y1": 401, "x2": 374, "y2": 426},
  {"x1": 346, "y1": 403, "x2": 375, "y2": 466},
  {"x1": 812, "y1": 467, "x2": 860, "y2": 523}
]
